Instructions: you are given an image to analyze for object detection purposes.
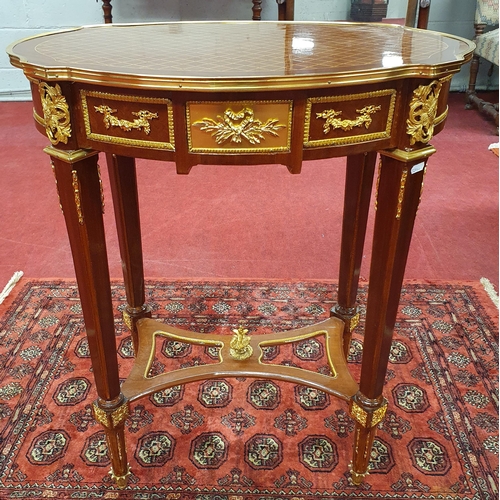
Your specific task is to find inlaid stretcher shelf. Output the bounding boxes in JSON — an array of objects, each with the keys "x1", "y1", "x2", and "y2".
[
  {"x1": 7, "y1": 21, "x2": 474, "y2": 489},
  {"x1": 122, "y1": 317, "x2": 358, "y2": 403}
]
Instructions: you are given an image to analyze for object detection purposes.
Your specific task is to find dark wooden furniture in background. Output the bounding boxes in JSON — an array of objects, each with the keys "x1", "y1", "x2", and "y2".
[
  {"x1": 350, "y1": 0, "x2": 388, "y2": 22},
  {"x1": 8, "y1": 21, "x2": 473, "y2": 488},
  {"x1": 349, "y1": 0, "x2": 432, "y2": 27},
  {"x1": 102, "y1": 0, "x2": 112, "y2": 23},
  {"x1": 405, "y1": 0, "x2": 431, "y2": 28},
  {"x1": 252, "y1": 0, "x2": 295, "y2": 20},
  {"x1": 100, "y1": 0, "x2": 294, "y2": 23},
  {"x1": 465, "y1": 0, "x2": 499, "y2": 130}
]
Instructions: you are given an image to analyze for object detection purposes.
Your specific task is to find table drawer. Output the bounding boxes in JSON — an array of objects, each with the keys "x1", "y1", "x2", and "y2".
[
  {"x1": 304, "y1": 89, "x2": 397, "y2": 148},
  {"x1": 80, "y1": 90, "x2": 175, "y2": 150},
  {"x1": 186, "y1": 100, "x2": 293, "y2": 154}
]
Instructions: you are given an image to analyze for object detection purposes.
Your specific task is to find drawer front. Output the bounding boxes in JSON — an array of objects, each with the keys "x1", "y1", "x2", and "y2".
[
  {"x1": 80, "y1": 90, "x2": 174, "y2": 150},
  {"x1": 186, "y1": 100, "x2": 293, "y2": 154},
  {"x1": 304, "y1": 89, "x2": 397, "y2": 148}
]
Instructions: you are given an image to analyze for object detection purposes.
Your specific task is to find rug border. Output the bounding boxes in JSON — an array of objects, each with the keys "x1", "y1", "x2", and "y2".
[{"x1": 2, "y1": 276, "x2": 497, "y2": 327}]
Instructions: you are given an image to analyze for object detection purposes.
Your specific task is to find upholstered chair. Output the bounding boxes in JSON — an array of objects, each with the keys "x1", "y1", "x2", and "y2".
[{"x1": 466, "y1": 0, "x2": 499, "y2": 129}]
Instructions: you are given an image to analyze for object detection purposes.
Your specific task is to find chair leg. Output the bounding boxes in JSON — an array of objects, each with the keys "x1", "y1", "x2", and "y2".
[
  {"x1": 277, "y1": 0, "x2": 295, "y2": 20},
  {"x1": 252, "y1": 0, "x2": 262, "y2": 20},
  {"x1": 102, "y1": 0, "x2": 112, "y2": 23},
  {"x1": 465, "y1": 54, "x2": 481, "y2": 109},
  {"x1": 465, "y1": 52, "x2": 499, "y2": 130},
  {"x1": 466, "y1": 22, "x2": 487, "y2": 110}
]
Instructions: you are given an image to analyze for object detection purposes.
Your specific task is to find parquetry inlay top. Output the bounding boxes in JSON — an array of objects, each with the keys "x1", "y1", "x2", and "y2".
[{"x1": 13, "y1": 22, "x2": 471, "y2": 80}]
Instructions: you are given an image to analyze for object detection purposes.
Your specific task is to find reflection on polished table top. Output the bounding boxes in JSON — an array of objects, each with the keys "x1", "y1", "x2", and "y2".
[
  {"x1": 10, "y1": 21, "x2": 471, "y2": 87},
  {"x1": 7, "y1": 21, "x2": 474, "y2": 488}
]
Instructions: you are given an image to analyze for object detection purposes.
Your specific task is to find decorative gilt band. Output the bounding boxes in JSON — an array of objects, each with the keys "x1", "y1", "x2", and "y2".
[
  {"x1": 93, "y1": 400, "x2": 130, "y2": 429},
  {"x1": 43, "y1": 146, "x2": 99, "y2": 164},
  {"x1": 45, "y1": 147, "x2": 101, "y2": 223},
  {"x1": 380, "y1": 145, "x2": 436, "y2": 162},
  {"x1": 122, "y1": 305, "x2": 151, "y2": 334},
  {"x1": 33, "y1": 108, "x2": 46, "y2": 128},
  {"x1": 396, "y1": 168, "x2": 408, "y2": 220},
  {"x1": 434, "y1": 106, "x2": 448, "y2": 127},
  {"x1": 109, "y1": 464, "x2": 132, "y2": 489},
  {"x1": 71, "y1": 170, "x2": 84, "y2": 225},
  {"x1": 350, "y1": 398, "x2": 388, "y2": 428},
  {"x1": 349, "y1": 313, "x2": 360, "y2": 332},
  {"x1": 331, "y1": 305, "x2": 359, "y2": 333},
  {"x1": 122, "y1": 309, "x2": 133, "y2": 331},
  {"x1": 97, "y1": 164, "x2": 105, "y2": 214},
  {"x1": 50, "y1": 162, "x2": 63, "y2": 215},
  {"x1": 376, "y1": 146, "x2": 435, "y2": 217},
  {"x1": 349, "y1": 462, "x2": 369, "y2": 485},
  {"x1": 374, "y1": 157, "x2": 382, "y2": 212}
]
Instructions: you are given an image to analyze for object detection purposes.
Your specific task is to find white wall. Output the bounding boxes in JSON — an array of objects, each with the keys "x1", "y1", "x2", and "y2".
[{"x1": 1, "y1": 0, "x2": 497, "y2": 100}]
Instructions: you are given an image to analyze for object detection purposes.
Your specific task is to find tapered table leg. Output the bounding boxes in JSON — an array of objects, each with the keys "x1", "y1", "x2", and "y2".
[
  {"x1": 350, "y1": 146, "x2": 434, "y2": 484},
  {"x1": 107, "y1": 154, "x2": 151, "y2": 352},
  {"x1": 46, "y1": 147, "x2": 130, "y2": 487},
  {"x1": 332, "y1": 152, "x2": 377, "y2": 357}
]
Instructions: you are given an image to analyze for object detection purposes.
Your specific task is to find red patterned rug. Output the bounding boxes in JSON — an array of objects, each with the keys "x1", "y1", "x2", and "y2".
[{"x1": 0, "y1": 279, "x2": 497, "y2": 499}]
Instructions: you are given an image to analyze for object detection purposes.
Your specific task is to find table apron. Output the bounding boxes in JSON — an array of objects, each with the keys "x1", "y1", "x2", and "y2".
[{"x1": 30, "y1": 77, "x2": 451, "y2": 172}]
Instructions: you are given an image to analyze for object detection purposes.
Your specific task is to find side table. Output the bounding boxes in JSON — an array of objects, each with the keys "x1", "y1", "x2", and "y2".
[{"x1": 7, "y1": 21, "x2": 474, "y2": 487}]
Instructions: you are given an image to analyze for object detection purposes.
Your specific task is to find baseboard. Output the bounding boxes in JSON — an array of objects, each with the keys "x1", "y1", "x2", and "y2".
[{"x1": 0, "y1": 90, "x2": 32, "y2": 102}]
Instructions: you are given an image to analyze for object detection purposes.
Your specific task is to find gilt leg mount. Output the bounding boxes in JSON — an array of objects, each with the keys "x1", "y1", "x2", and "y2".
[
  {"x1": 93, "y1": 396, "x2": 131, "y2": 488},
  {"x1": 331, "y1": 304, "x2": 360, "y2": 358},
  {"x1": 332, "y1": 304, "x2": 360, "y2": 332},
  {"x1": 349, "y1": 392, "x2": 388, "y2": 485},
  {"x1": 123, "y1": 304, "x2": 152, "y2": 352}
]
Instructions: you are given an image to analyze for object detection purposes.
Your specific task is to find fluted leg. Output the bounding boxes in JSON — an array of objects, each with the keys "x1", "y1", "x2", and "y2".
[
  {"x1": 107, "y1": 154, "x2": 151, "y2": 352},
  {"x1": 332, "y1": 152, "x2": 377, "y2": 357},
  {"x1": 47, "y1": 147, "x2": 129, "y2": 487},
  {"x1": 350, "y1": 147, "x2": 433, "y2": 482}
]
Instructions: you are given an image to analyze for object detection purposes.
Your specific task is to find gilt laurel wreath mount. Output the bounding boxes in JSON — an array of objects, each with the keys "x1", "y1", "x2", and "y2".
[{"x1": 193, "y1": 107, "x2": 286, "y2": 145}]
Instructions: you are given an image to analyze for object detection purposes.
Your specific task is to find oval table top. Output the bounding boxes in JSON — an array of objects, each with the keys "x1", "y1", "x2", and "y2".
[{"x1": 7, "y1": 21, "x2": 474, "y2": 91}]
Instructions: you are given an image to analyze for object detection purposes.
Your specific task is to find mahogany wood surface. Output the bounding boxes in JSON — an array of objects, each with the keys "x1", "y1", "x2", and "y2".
[
  {"x1": 122, "y1": 317, "x2": 358, "y2": 402},
  {"x1": 106, "y1": 154, "x2": 152, "y2": 351},
  {"x1": 333, "y1": 151, "x2": 376, "y2": 357},
  {"x1": 7, "y1": 21, "x2": 473, "y2": 488}
]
